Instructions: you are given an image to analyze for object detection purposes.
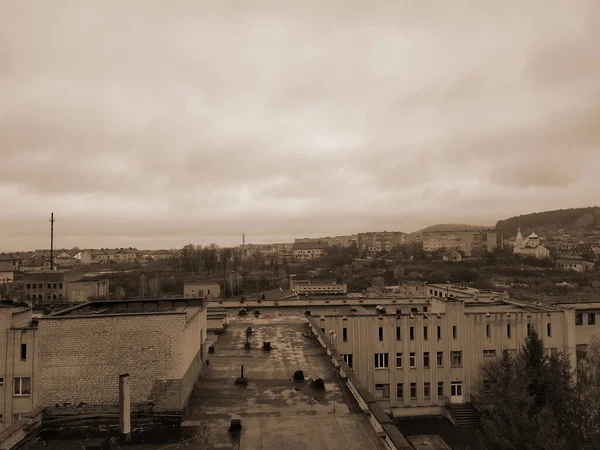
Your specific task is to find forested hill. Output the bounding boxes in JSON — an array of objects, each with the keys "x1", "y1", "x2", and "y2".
[{"x1": 496, "y1": 207, "x2": 600, "y2": 236}]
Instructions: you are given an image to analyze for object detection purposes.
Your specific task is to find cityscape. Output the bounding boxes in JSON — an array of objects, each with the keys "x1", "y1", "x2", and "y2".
[{"x1": 2, "y1": 1, "x2": 600, "y2": 449}]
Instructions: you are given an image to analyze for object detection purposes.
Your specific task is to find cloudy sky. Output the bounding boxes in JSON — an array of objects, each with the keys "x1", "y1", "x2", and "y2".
[{"x1": 1, "y1": 1, "x2": 599, "y2": 251}]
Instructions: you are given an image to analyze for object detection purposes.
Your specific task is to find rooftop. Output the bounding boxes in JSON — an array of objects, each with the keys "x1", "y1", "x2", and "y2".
[
  {"x1": 40, "y1": 298, "x2": 206, "y2": 320},
  {"x1": 185, "y1": 315, "x2": 386, "y2": 449}
]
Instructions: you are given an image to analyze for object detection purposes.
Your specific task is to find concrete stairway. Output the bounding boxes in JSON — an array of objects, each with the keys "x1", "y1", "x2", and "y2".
[{"x1": 445, "y1": 403, "x2": 480, "y2": 427}]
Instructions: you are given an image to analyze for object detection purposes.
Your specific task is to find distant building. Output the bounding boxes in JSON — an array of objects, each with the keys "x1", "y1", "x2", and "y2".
[
  {"x1": 22, "y1": 271, "x2": 67, "y2": 304},
  {"x1": 442, "y1": 250, "x2": 462, "y2": 262},
  {"x1": 183, "y1": 280, "x2": 221, "y2": 299},
  {"x1": 292, "y1": 241, "x2": 328, "y2": 260},
  {"x1": 290, "y1": 279, "x2": 348, "y2": 295},
  {"x1": 513, "y1": 229, "x2": 550, "y2": 259},
  {"x1": 295, "y1": 235, "x2": 357, "y2": 248},
  {"x1": 421, "y1": 229, "x2": 502, "y2": 257},
  {"x1": 65, "y1": 278, "x2": 110, "y2": 302},
  {"x1": 0, "y1": 261, "x2": 15, "y2": 283},
  {"x1": 75, "y1": 248, "x2": 140, "y2": 265},
  {"x1": 357, "y1": 231, "x2": 406, "y2": 254}
]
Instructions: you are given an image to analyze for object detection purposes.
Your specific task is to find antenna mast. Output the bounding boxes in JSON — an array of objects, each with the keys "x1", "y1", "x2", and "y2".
[{"x1": 49, "y1": 213, "x2": 55, "y2": 270}]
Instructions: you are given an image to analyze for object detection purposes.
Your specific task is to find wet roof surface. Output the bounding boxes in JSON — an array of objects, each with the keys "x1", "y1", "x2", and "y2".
[{"x1": 184, "y1": 314, "x2": 385, "y2": 449}]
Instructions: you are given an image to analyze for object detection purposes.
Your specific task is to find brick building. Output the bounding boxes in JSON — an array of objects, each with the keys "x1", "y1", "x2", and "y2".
[
  {"x1": 22, "y1": 272, "x2": 67, "y2": 304},
  {"x1": 0, "y1": 298, "x2": 208, "y2": 429}
]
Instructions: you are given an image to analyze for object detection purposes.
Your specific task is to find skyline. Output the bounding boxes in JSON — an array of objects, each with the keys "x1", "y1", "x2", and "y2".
[{"x1": 2, "y1": 1, "x2": 600, "y2": 251}]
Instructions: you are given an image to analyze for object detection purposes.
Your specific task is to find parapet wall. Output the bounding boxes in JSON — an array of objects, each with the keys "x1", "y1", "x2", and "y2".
[{"x1": 307, "y1": 318, "x2": 414, "y2": 450}]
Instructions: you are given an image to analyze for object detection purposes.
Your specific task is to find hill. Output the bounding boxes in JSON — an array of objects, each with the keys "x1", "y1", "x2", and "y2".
[
  {"x1": 406, "y1": 224, "x2": 492, "y2": 241},
  {"x1": 496, "y1": 207, "x2": 600, "y2": 236}
]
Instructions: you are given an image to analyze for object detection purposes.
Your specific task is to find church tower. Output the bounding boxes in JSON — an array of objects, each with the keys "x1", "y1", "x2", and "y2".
[{"x1": 515, "y1": 228, "x2": 524, "y2": 248}]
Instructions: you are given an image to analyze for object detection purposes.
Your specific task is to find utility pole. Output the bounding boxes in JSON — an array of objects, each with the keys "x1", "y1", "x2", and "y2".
[{"x1": 49, "y1": 213, "x2": 55, "y2": 270}]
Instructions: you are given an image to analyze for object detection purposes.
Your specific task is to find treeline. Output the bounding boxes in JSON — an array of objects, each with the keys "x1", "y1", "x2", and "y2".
[{"x1": 496, "y1": 206, "x2": 600, "y2": 236}]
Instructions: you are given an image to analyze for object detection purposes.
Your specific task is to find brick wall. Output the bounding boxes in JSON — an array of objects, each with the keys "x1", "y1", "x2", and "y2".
[{"x1": 36, "y1": 313, "x2": 190, "y2": 416}]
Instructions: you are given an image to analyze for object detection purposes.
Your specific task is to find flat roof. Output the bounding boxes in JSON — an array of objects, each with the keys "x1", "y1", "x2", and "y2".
[
  {"x1": 38, "y1": 298, "x2": 206, "y2": 320},
  {"x1": 184, "y1": 315, "x2": 385, "y2": 449}
]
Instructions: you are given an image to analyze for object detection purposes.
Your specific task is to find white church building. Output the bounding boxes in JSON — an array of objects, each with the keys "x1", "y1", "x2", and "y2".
[{"x1": 513, "y1": 228, "x2": 551, "y2": 259}]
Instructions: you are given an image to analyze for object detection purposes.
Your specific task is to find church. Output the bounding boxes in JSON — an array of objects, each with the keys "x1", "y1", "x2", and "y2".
[{"x1": 513, "y1": 228, "x2": 550, "y2": 259}]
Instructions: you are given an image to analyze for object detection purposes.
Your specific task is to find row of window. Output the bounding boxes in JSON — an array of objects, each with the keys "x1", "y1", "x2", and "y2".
[
  {"x1": 25, "y1": 282, "x2": 63, "y2": 290},
  {"x1": 26, "y1": 293, "x2": 63, "y2": 301},
  {"x1": 374, "y1": 351, "x2": 463, "y2": 369},
  {"x1": 339, "y1": 321, "x2": 553, "y2": 343},
  {"x1": 375, "y1": 381, "x2": 463, "y2": 400},
  {"x1": 0, "y1": 377, "x2": 31, "y2": 395},
  {"x1": 576, "y1": 312, "x2": 596, "y2": 326}
]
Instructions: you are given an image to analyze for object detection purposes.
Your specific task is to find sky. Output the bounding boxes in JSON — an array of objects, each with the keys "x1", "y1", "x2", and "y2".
[{"x1": 1, "y1": 1, "x2": 599, "y2": 251}]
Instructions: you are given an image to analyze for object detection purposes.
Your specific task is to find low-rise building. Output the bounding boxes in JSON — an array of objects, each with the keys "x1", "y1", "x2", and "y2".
[
  {"x1": 22, "y1": 272, "x2": 67, "y2": 304},
  {"x1": 183, "y1": 280, "x2": 221, "y2": 299},
  {"x1": 513, "y1": 229, "x2": 550, "y2": 259},
  {"x1": 291, "y1": 241, "x2": 328, "y2": 260},
  {"x1": 556, "y1": 259, "x2": 588, "y2": 272},
  {"x1": 64, "y1": 278, "x2": 110, "y2": 302},
  {"x1": 0, "y1": 262, "x2": 14, "y2": 284},
  {"x1": 290, "y1": 279, "x2": 348, "y2": 295}
]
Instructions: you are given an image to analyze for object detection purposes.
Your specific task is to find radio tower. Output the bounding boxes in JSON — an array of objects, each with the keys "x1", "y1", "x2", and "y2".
[{"x1": 49, "y1": 213, "x2": 55, "y2": 270}]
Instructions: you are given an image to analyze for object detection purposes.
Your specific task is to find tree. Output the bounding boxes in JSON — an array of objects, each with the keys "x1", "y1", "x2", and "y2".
[
  {"x1": 573, "y1": 337, "x2": 600, "y2": 448},
  {"x1": 426, "y1": 270, "x2": 446, "y2": 284}
]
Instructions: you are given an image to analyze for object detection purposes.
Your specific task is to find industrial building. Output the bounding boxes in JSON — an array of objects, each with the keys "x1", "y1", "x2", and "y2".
[{"x1": 290, "y1": 279, "x2": 348, "y2": 295}]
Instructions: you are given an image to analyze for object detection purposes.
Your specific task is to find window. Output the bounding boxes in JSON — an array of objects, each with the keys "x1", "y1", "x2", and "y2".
[
  {"x1": 423, "y1": 352, "x2": 430, "y2": 368},
  {"x1": 14, "y1": 377, "x2": 31, "y2": 396},
  {"x1": 483, "y1": 349, "x2": 496, "y2": 357},
  {"x1": 576, "y1": 313, "x2": 583, "y2": 325},
  {"x1": 58, "y1": 283, "x2": 63, "y2": 289},
  {"x1": 486, "y1": 324, "x2": 491, "y2": 338},
  {"x1": 423, "y1": 306, "x2": 428, "y2": 313},
  {"x1": 207, "y1": 289, "x2": 211, "y2": 295},
  {"x1": 13, "y1": 414, "x2": 23, "y2": 422},
  {"x1": 396, "y1": 326, "x2": 401, "y2": 340},
  {"x1": 20, "y1": 344, "x2": 27, "y2": 361},
  {"x1": 527, "y1": 323, "x2": 532, "y2": 335},
  {"x1": 378, "y1": 326, "x2": 384, "y2": 341},
  {"x1": 452, "y1": 326, "x2": 457, "y2": 339},
  {"x1": 437, "y1": 325, "x2": 441, "y2": 340},
  {"x1": 437, "y1": 382, "x2": 444, "y2": 397},
  {"x1": 38, "y1": 283, "x2": 42, "y2": 289},
  {"x1": 396, "y1": 352, "x2": 403, "y2": 368},
  {"x1": 424, "y1": 382, "x2": 431, "y2": 398},
  {"x1": 437, "y1": 351, "x2": 443, "y2": 367},
  {"x1": 410, "y1": 383, "x2": 417, "y2": 399},
  {"x1": 409, "y1": 352, "x2": 416, "y2": 368},
  {"x1": 52, "y1": 294, "x2": 57, "y2": 300},
  {"x1": 423, "y1": 326, "x2": 428, "y2": 340},
  {"x1": 547, "y1": 323, "x2": 552, "y2": 337},
  {"x1": 374, "y1": 353, "x2": 389, "y2": 369},
  {"x1": 507, "y1": 324, "x2": 512, "y2": 338},
  {"x1": 52, "y1": 283, "x2": 57, "y2": 289},
  {"x1": 375, "y1": 384, "x2": 390, "y2": 399},
  {"x1": 342, "y1": 327, "x2": 347, "y2": 341},
  {"x1": 26, "y1": 294, "x2": 31, "y2": 300},
  {"x1": 47, "y1": 283, "x2": 51, "y2": 289},
  {"x1": 26, "y1": 283, "x2": 30, "y2": 289},
  {"x1": 451, "y1": 351, "x2": 462, "y2": 367},
  {"x1": 589, "y1": 313, "x2": 596, "y2": 325},
  {"x1": 409, "y1": 326, "x2": 414, "y2": 340},
  {"x1": 341, "y1": 354, "x2": 353, "y2": 368},
  {"x1": 396, "y1": 383, "x2": 403, "y2": 400},
  {"x1": 0, "y1": 377, "x2": 3, "y2": 386},
  {"x1": 321, "y1": 328, "x2": 325, "y2": 334}
]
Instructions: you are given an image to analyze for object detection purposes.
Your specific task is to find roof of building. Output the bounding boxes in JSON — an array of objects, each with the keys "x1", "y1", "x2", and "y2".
[
  {"x1": 38, "y1": 298, "x2": 206, "y2": 320},
  {"x1": 0, "y1": 261, "x2": 14, "y2": 271},
  {"x1": 292, "y1": 241, "x2": 329, "y2": 250}
]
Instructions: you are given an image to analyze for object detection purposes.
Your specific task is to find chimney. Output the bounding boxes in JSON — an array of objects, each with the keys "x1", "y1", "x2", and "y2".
[{"x1": 119, "y1": 373, "x2": 131, "y2": 441}]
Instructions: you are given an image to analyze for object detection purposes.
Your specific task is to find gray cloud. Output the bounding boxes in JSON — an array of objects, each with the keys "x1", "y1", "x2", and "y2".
[{"x1": 1, "y1": 1, "x2": 599, "y2": 251}]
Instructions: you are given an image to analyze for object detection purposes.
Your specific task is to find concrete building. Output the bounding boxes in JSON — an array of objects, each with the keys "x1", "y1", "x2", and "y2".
[
  {"x1": 290, "y1": 279, "x2": 348, "y2": 295},
  {"x1": 65, "y1": 277, "x2": 110, "y2": 302},
  {"x1": 291, "y1": 241, "x2": 328, "y2": 260},
  {"x1": 357, "y1": 231, "x2": 406, "y2": 254},
  {"x1": 315, "y1": 295, "x2": 581, "y2": 417},
  {"x1": 22, "y1": 272, "x2": 67, "y2": 304},
  {"x1": 421, "y1": 229, "x2": 502, "y2": 257},
  {"x1": 183, "y1": 280, "x2": 221, "y2": 299},
  {"x1": 0, "y1": 304, "x2": 36, "y2": 430},
  {"x1": 513, "y1": 229, "x2": 550, "y2": 259}
]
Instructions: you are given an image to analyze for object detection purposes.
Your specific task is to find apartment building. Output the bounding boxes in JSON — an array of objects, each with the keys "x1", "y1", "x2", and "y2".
[
  {"x1": 357, "y1": 231, "x2": 406, "y2": 254},
  {"x1": 0, "y1": 298, "x2": 208, "y2": 429},
  {"x1": 421, "y1": 229, "x2": 503, "y2": 257},
  {"x1": 290, "y1": 279, "x2": 348, "y2": 295},
  {"x1": 0, "y1": 304, "x2": 36, "y2": 429},
  {"x1": 22, "y1": 272, "x2": 67, "y2": 304},
  {"x1": 76, "y1": 248, "x2": 140, "y2": 265},
  {"x1": 315, "y1": 296, "x2": 579, "y2": 416}
]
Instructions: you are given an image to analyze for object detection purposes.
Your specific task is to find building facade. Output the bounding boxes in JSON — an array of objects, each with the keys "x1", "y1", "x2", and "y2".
[
  {"x1": 421, "y1": 229, "x2": 502, "y2": 257},
  {"x1": 0, "y1": 305, "x2": 36, "y2": 429},
  {"x1": 357, "y1": 232, "x2": 406, "y2": 254},
  {"x1": 22, "y1": 272, "x2": 67, "y2": 304},
  {"x1": 292, "y1": 241, "x2": 328, "y2": 260},
  {"x1": 183, "y1": 281, "x2": 221, "y2": 299},
  {"x1": 65, "y1": 278, "x2": 110, "y2": 302},
  {"x1": 315, "y1": 296, "x2": 580, "y2": 416},
  {"x1": 290, "y1": 279, "x2": 348, "y2": 295}
]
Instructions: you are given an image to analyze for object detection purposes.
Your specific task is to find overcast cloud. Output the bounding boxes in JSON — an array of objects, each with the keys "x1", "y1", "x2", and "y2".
[{"x1": 1, "y1": 0, "x2": 599, "y2": 251}]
